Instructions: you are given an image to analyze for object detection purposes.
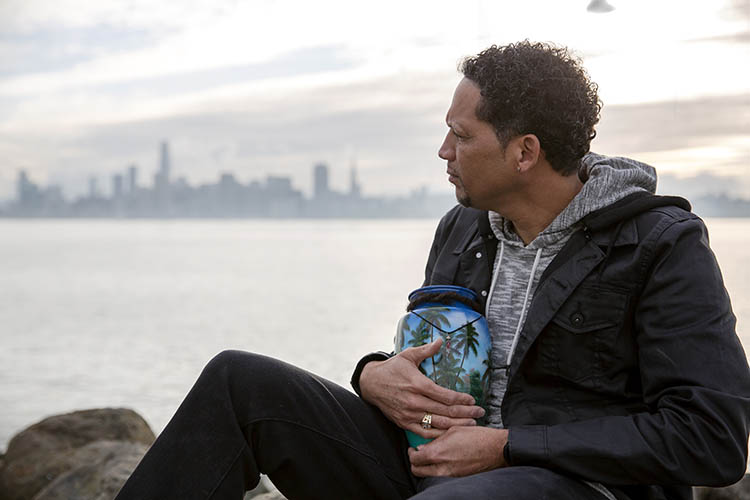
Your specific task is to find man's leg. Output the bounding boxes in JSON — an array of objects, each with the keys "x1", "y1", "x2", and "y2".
[
  {"x1": 411, "y1": 467, "x2": 609, "y2": 500},
  {"x1": 116, "y1": 350, "x2": 416, "y2": 500}
]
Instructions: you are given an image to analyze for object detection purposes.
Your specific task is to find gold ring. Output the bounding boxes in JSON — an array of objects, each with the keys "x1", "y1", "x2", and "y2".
[{"x1": 421, "y1": 412, "x2": 432, "y2": 429}]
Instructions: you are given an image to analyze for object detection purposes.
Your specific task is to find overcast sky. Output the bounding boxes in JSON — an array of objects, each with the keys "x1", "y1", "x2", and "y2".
[{"x1": 1, "y1": 0, "x2": 748, "y2": 201}]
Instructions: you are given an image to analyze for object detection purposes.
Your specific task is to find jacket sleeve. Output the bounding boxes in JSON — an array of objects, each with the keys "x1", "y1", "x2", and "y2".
[{"x1": 508, "y1": 216, "x2": 750, "y2": 486}]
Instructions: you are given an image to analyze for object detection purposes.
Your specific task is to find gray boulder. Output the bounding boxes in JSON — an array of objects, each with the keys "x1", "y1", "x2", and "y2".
[
  {"x1": 32, "y1": 440, "x2": 149, "y2": 500},
  {"x1": 245, "y1": 476, "x2": 287, "y2": 500},
  {"x1": 0, "y1": 408, "x2": 154, "y2": 500},
  {"x1": 251, "y1": 493, "x2": 287, "y2": 500}
]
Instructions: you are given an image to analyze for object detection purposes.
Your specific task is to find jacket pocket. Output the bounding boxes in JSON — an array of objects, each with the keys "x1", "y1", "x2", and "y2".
[{"x1": 543, "y1": 286, "x2": 628, "y2": 388}]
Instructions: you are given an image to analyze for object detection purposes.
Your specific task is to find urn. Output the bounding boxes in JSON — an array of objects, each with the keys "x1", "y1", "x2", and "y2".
[{"x1": 394, "y1": 285, "x2": 492, "y2": 447}]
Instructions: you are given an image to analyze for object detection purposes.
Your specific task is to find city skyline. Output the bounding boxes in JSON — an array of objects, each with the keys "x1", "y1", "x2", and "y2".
[
  {"x1": 4, "y1": 140, "x2": 456, "y2": 218},
  {"x1": 1, "y1": 1, "x2": 748, "y2": 201},
  {"x1": 7, "y1": 138, "x2": 750, "y2": 218}
]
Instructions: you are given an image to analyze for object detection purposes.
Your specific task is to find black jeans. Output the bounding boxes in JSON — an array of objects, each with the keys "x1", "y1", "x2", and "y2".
[{"x1": 116, "y1": 350, "x2": 608, "y2": 500}]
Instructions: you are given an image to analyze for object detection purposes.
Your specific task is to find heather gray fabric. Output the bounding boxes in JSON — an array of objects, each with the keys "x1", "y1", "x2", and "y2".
[
  {"x1": 485, "y1": 152, "x2": 657, "y2": 426},
  {"x1": 484, "y1": 153, "x2": 657, "y2": 498}
]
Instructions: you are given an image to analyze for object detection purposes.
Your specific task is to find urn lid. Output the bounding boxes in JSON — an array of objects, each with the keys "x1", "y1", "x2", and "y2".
[{"x1": 408, "y1": 285, "x2": 479, "y2": 303}]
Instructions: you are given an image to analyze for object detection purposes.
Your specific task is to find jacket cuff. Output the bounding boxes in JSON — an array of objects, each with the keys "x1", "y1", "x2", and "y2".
[
  {"x1": 507, "y1": 425, "x2": 550, "y2": 466},
  {"x1": 350, "y1": 351, "x2": 392, "y2": 397}
]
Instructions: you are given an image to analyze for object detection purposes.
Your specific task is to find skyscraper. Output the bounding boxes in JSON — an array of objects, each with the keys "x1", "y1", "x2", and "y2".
[
  {"x1": 349, "y1": 164, "x2": 361, "y2": 198},
  {"x1": 313, "y1": 163, "x2": 329, "y2": 200},
  {"x1": 128, "y1": 165, "x2": 138, "y2": 194},
  {"x1": 154, "y1": 142, "x2": 171, "y2": 207},
  {"x1": 16, "y1": 170, "x2": 30, "y2": 203},
  {"x1": 159, "y1": 141, "x2": 170, "y2": 185}
]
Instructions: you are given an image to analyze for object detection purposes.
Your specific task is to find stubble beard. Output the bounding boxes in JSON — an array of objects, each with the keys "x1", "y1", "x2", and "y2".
[
  {"x1": 457, "y1": 192, "x2": 472, "y2": 207},
  {"x1": 454, "y1": 180, "x2": 472, "y2": 207}
]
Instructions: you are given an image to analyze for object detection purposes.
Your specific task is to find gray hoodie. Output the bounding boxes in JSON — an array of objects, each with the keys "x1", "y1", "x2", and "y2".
[
  {"x1": 484, "y1": 153, "x2": 657, "y2": 500},
  {"x1": 485, "y1": 153, "x2": 658, "y2": 426}
]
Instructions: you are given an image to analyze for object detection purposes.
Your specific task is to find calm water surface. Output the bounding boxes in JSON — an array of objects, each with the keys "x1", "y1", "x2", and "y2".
[{"x1": 1, "y1": 218, "x2": 748, "y2": 450}]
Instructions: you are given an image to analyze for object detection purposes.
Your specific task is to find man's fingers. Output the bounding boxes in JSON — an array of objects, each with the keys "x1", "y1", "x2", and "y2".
[
  {"x1": 405, "y1": 422, "x2": 445, "y2": 439},
  {"x1": 402, "y1": 338, "x2": 443, "y2": 364},
  {"x1": 408, "y1": 444, "x2": 434, "y2": 466},
  {"x1": 402, "y1": 410, "x2": 475, "y2": 436},
  {"x1": 408, "y1": 442, "x2": 447, "y2": 477},
  {"x1": 410, "y1": 464, "x2": 440, "y2": 478},
  {"x1": 426, "y1": 414, "x2": 477, "y2": 430},
  {"x1": 407, "y1": 399, "x2": 481, "y2": 427},
  {"x1": 419, "y1": 377, "x2": 477, "y2": 407}
]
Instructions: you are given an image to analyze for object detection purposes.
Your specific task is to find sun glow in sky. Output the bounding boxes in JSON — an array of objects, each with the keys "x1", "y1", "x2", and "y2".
[{"x1": 0, "y1": 0, "x2": 748, "y2": 200}]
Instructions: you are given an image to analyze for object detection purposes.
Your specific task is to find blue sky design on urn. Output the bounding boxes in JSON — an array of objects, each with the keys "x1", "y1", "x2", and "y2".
[{"x1": 395, "y1": 285, "x2": 491, "y2": 448}]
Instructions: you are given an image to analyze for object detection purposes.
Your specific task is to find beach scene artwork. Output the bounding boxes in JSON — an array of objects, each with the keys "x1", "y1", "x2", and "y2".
[{"x1": 395, "y1": 305, "x2": 492, "y2": 415}]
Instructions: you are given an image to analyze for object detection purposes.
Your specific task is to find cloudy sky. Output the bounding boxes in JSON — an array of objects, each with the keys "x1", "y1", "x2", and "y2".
[{"x1": 0, "y1": 0, "x2": 748, "y2": 201}]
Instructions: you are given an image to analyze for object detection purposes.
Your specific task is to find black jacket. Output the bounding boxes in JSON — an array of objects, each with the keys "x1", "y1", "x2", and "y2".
[{"x1": 352, "y1": 192, "x2": 750, "y2": 500}]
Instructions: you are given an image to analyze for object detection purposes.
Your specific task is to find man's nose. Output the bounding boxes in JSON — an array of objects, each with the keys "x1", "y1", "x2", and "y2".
[{"x1": 438, "y1": 132, "x2": 455, "y2": 161}]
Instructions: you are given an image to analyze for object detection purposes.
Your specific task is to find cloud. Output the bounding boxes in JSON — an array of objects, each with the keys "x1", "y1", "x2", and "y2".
[
  {"x1": 658, "y1": 171, "x2": 750, "y2": 198},
  {"x1": 0, "y1": 70, "x2": 459, "y2": 200},
  {"x1": 687, "y1": 31, "x2": 750, "y2": 44},
  {"x1": 724, "y1": 0, "x2": 750, "y2": 21},
  {"x1": 0, "y1": 24, "x2": 164, "y2": 77},
  {"x1": 2, "y1": 0, "x2": 748, "y2": 202},
  {"x1": 62, "y1": 45, "x2": 359, "y2": 99},
  {"x1": 4, "y1": 73, "x2": 749, "y2": 203},
  {"x1": 594, "y1": 93, "x2": 750, "y2": 158}
]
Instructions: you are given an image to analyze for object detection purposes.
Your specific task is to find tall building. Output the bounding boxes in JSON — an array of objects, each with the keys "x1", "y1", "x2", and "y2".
[
  {"x1": 154, "y1": 141, "x2": 171, "y2": 209},
  {"x1": 128, "y1": 165, "x2": 138, "y2": 193},
  {"x1": 313, "y1": 163, "x2": 329, "y2": 200},
  {"x1": 16, "y1": 170, "x2": 30, "y2": 203},
  {"x1": 349, "y1": 164, "x2": 361, "y2": 198},
  {"x1": 159, "y1": 141, "x2": 170, "y2": 184}
]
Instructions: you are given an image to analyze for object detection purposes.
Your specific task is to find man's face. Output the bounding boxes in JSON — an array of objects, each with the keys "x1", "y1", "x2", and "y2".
[{"x1": 438, "y1": 78, "x2": 514, "y2": 210}]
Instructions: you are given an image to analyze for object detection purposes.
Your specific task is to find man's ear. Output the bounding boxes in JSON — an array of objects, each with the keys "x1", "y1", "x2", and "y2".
[{"x1": 516, "y1": 134, "x2": 542, "y2": 173}]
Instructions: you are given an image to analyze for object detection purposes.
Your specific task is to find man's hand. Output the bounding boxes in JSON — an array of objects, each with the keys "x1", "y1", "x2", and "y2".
[
  {"x1": 359, "y1": 338, "x2": 485, "y2": 439},
  {"x1": 408, "y1": 426, "x2": 508, "y2": 477}
]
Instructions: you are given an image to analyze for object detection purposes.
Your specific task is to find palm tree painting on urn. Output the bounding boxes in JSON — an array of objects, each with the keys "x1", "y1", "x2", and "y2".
[{"x1": 395, "y1": 285, "x2": 492, "y2": 447}]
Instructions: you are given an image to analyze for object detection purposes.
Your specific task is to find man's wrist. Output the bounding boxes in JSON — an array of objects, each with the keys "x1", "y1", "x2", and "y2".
[{"x1": 350, "y1": 351, "x2": 391, "y2": 397}]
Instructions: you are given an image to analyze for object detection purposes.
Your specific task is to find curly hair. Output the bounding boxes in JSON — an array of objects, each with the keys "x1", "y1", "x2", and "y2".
[{"x1": 460, "y1": 41, "x2": 601, "y2": 175}]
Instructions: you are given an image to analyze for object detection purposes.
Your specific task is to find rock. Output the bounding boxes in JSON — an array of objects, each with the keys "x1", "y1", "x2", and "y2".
[
  {"x1": 245, "y1": 476, "x2": 287, "y2": 500},
  {"x1": 32, "y1": 440, "x2": 149, "y2": 500},
  {"x1": 695, "y1": 474, "x2": 750, "y2": 500},
  {"x1": 0, "y1": 408, "x2": 154, "y2": 500},
  {"x1": 251, "y1": 493, "x2": 287, "y2": 500}
]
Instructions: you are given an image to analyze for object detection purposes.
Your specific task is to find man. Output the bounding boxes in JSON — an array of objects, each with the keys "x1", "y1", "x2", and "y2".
[
  {"x1": 354, "y1": 41, "x2": 750, "y2": 499},
  {"x1": 117, "y1": 41, "x2": 750, "y2": 500}
]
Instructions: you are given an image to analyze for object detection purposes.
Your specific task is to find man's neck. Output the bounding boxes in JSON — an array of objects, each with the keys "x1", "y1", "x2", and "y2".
[{"x1": 503, "y1": 172, "x2": 584, "y2": 245}]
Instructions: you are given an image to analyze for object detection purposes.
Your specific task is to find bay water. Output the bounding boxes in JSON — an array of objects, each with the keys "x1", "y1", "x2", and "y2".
[{"x1": 1, "y1": 218, "x2": 748, "y2": 451}]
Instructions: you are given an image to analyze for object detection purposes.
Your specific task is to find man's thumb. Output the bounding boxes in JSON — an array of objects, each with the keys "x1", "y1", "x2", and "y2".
[{"x1": 405, "y1": 337, "x2": 443, "y2": 364}]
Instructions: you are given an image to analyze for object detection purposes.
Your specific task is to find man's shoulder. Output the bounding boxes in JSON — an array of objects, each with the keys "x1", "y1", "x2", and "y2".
[
  {"x1": 437, "y1": 204, "x2": 484, "y2": 231},
  {"x1": 629, "y1": 198, "x2": 703, "y2": 241},
  {"x1": 586, "y1": 192, "x2": 697, "y2": 239}
]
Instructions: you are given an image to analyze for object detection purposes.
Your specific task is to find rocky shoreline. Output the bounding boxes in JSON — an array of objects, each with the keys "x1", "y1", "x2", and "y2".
[
  {"x1": 0, "y1": 408, "x2": 283, "y2": 500},
  {"x1": 1, "y1": 408, "x2": 747, "y2": 500}
]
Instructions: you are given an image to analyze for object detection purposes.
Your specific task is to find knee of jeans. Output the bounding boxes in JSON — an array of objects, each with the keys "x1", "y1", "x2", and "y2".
[
  {"x1": 202, "y1": 350, "x2": 282, "y2": 387},
  {"x1": 202, "y1": 350, "x2": 253, "y2": 382}
]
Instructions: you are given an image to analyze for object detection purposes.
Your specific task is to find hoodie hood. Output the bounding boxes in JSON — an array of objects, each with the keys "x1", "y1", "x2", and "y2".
[{"x1": 489, "y1": 153, "x2": 661, "y2": 249}]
